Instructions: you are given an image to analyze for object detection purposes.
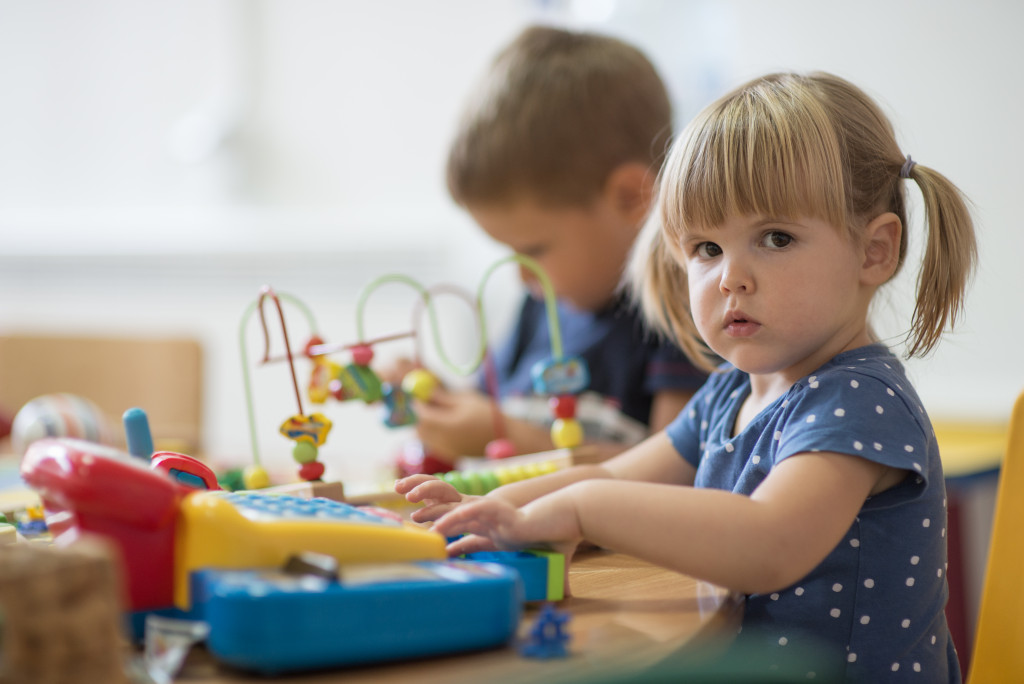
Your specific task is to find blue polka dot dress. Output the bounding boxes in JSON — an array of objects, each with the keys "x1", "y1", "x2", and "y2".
[{"x1": 666, "y1": 344, "x2": 960, "y2": 683}]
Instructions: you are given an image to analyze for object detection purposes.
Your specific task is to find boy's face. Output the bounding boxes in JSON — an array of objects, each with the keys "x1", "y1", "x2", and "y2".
[{"x1": 467, "y1": 196, "x2": 637, "y2": 312}]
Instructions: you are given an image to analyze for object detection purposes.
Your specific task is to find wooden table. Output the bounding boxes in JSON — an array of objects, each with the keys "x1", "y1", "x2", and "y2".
[{"x1": 175, "y1": 549, "x2": 743, "y2": 684}]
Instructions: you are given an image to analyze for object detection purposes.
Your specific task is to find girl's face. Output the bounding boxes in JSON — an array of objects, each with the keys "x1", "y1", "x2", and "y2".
[{"x1": 680, "y1": 213, "x2": 876, "y2": 386}]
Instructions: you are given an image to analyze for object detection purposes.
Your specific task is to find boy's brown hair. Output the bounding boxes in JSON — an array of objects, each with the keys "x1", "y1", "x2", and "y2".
[{"x1": 446, "y1": 25, "x2": 672, "y2": 207}]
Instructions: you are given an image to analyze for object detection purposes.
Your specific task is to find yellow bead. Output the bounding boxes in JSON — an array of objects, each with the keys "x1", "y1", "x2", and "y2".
[
  {"x1": 401, "y1": 369, "x2": 439, "y2": 401},
  {"x1": 537, "y1": 460, "x2": 558, "y2": 475},
  {"x1": 243, "y1": 464, "x2": 270, "y2": 490},
  {"x1": 494, "y1": 467, "x2": 515, "y2": 485},
  {"x1": 551, "y1": 418, "x2": 583, "y2": 449}
]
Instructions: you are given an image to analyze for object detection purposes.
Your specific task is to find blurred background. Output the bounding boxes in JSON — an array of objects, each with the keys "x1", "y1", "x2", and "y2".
[{"x1": 0, "y1": 0, "x2": 1020, "y2": 482}]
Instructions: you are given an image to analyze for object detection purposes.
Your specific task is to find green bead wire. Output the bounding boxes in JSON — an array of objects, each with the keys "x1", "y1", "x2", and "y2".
[
  {"x1": 354, "y1": 254, "x2": 562, "y2": 379},
  {"x1": 477, "y1": 254, "x2": 563, "y2": 360}
]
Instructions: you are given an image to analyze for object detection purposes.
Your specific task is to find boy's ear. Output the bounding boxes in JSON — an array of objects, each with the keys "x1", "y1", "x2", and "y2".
[
  {"x1": 860, "y1": 212, "x2": 902, "y2": 285},
  {"x1": 603, "y1": 162, "x2": 655, "y2": 227}
]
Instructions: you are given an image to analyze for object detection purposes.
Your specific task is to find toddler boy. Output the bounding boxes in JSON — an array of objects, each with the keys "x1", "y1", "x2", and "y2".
[{"x1": 402, "y1": 25, "x2": 706, "y2": 464}]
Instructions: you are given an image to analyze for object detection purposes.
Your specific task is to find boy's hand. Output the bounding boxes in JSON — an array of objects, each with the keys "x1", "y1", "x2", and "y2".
[
  {"x1": 375, "y1": 356, "x2": 421, "y2": 387},
  {"x1": 395, "y1": 473, "x2": 480, "y2": 523},
  {"x1": 412, "y1": 388, "x2": 498, "y2": 459}
]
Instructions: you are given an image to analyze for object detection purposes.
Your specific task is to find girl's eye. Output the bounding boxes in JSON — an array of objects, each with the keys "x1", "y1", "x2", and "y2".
[
  {"x1": 695, "y1": 242, "x2": 722, "y2": 258},
  {"x1": 761, "y1": 231, "x2": 793, "y2": 249}
]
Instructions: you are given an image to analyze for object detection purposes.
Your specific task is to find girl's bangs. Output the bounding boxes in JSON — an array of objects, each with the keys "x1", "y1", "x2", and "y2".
[{"x1": 661, "y1": 83, "x2": 849, "y2": 240}]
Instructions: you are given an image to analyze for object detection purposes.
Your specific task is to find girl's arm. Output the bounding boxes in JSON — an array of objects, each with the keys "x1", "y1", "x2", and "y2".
[
  {"x1": 435, "y1": 450, "x2": 897, "y2": 595},
  {"x1": 397, "y1": 431, "x2": 696, "y2": 522}
]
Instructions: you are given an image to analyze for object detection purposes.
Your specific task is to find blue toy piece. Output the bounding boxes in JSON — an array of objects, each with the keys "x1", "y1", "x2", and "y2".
[
  {"x1": 189, "y1": 560, "x2": 523, "y2": 674},
  {"x1": 123, "y1": 407, "x2": 155, "y2": 459},
  {"x1": 381, "y1": 383, "x2": 416, "y2": 427},
  {"x1": 463, "y1": 550, "x2": 564, "y2": 602},
  {"x1": 519, "y1": 603, "x2": 571, "y2": 659},
  {"x1": 530, "y1": 355, "x2": 589, "y2": 396}
]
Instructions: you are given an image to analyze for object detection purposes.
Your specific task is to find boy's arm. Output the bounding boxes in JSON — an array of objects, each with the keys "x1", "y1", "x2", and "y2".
[{"x1": 436, "y1": 450, "x2": 897, "y2": 595}]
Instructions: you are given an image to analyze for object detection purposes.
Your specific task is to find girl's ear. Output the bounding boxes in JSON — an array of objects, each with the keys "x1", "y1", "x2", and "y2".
[{"x1": 860, "y1": 212, "x2": 902, "y2": 286}]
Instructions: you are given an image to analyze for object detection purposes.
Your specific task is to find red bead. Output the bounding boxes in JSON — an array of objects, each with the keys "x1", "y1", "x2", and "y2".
[
  {"x1": 298, "y1": 460, "x2": 325, "y2": 481},
  {"x1": 550, "y1": 395, "x2": 577, "y2": 419},
  {"x1": 304, "y1": 335, "x2": 325, "y2": 357},
  {"x1": 485, "y1": 438, "x2": 517, "y2": 460},
  {"x1": 350, "y1": 344, "x2": 374, "y2": 366},
  {"x1": 328, "y1": 379, "x2": 346, "y2": 401}
]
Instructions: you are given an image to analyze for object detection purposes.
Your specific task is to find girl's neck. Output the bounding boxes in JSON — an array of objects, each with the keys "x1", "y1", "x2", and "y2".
[{"x1": 737, "y1": 328, "x2": 877, "y2": 435}]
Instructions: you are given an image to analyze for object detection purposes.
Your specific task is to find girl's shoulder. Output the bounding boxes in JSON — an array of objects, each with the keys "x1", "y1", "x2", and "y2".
[{"x1": 791, "y1": 344, "x2": 923, "y2": 412}]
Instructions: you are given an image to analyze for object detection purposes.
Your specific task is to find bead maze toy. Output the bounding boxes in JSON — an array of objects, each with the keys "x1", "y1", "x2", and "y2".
[{"x1": 239, "y1": 254, "x2": 591, "y2": 486}]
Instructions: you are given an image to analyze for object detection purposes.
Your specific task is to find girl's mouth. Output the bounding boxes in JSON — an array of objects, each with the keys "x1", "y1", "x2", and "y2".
[{"x1": 724, "y1": 312, "x2": 760, "y2": 337}]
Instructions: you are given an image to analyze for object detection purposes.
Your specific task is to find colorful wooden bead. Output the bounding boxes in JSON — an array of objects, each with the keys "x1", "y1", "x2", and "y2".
[
  {"x1": 550, "y1": 418, "x2": 583, "y2": 449},
  {"x1": 402, "y1": 368, "x2": 439, "y2": 401},
  {"x1": 242, "y1": 464, "x2": 270, "y2": 490},
  {"x1": 485, "y1": 438, "x2": 517, "y2": 460},
  {"x1": 530, "y1": 356, "x2": 589, "y2": 396},
  {"x1": 292, "y1": 440, "x2": 319, "y2": 464},
  {"x1": 298, "y1": 460, "x2": 325, "y2": 481},
  {"x1": 350, "y1": 344, "x2": 374, "y2": 366},
  {"x1": 549, "y1": 395, "x2": 577, "y2": 419},
  {"x1": 335, "y1": 364, "x2": 384, "y2": 403},
  {"x1": 381, "y1": 384, "x2": 416, "y2": 428},
  {"x1": 279, "y1": 413, "x2": 333, "y2": 446}
]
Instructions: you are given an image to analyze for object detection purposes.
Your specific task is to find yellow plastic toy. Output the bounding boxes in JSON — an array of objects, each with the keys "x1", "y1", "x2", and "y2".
[
  {"x1": 967, "y1": 389, "x2": 1024, "y2": 682},
  {"x1": 173, "y1": 490, "x2": 446, "y2": 609}
]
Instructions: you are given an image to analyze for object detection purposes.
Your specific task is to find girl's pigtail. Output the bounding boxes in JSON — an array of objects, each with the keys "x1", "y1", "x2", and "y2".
[{"x1": 904, "y1": 164, "x2": 978, "y2": 357}]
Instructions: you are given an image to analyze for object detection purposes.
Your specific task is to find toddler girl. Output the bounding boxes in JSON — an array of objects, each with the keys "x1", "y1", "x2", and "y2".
[{"x1": 396, "y1": 71, "x2": 976, "y2": 683}]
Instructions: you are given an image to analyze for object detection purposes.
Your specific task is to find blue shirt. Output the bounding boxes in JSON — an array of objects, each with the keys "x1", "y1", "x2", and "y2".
[
  {"x1": 666, "y1": 345, "x2": 959, "y2": 683},
  {"x1": 489, "y1": 294, "x2": 706, "y2": 443}
]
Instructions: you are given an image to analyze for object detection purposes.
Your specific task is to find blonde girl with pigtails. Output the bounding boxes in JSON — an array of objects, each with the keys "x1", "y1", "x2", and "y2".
[{"x1": 399, "y1": 71, "x2": 976, "y2": 683}]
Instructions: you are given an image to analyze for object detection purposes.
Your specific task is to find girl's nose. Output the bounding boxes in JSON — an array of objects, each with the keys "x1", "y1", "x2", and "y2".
[{"x1": 719, "y1": 257, "x2": 754, "y2": 295}]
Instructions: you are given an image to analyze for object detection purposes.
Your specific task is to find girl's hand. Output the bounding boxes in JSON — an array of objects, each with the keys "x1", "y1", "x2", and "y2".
[
  {"x1": 433, "y1": 491, "x2": 584, "y2": 562},
  {"x1": 395, "y1": 473, "x2": 480, "y2": 523}
]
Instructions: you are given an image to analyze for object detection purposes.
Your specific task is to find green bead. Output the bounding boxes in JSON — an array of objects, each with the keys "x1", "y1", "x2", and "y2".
[
  {"x1": 443, "y1": 471, "x2": 466, "y2": 493},
  {"x1": 292, "y1": 440, "x2": 319, "y2": 464},
  {"x1": 463, "y1": 472, "x2": 484, "y2": 496},
  {"x1": 479, "y1": 471, "x2": 501, "y2": 494}
]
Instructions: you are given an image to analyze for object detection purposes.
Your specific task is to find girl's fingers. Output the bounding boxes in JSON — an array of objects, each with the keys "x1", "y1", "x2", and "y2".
[
  {"x1": 405, "y1": 480, "x2": 462, "y2": 504},
  {"x1": 410, "y1": 502, "x2": 458, "y2": 523},
  {"x1": 447, "y1": 534, "x2": 499, "y2": 556},
  {"x1": 394, "y1": 474, "x2": 437, "y2": 494}
]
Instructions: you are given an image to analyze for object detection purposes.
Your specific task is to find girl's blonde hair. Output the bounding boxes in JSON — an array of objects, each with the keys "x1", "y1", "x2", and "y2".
[{"x1": 636, "y1": 71, "x2": 977, "y2": 372}]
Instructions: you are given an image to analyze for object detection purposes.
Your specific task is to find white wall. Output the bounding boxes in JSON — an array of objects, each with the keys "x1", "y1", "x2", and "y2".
[{"x1": 1, "y1": 0, "x2": 1020, "y2": 481}]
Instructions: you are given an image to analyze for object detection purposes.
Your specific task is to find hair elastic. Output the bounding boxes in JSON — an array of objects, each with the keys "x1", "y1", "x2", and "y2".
[{"x1": 900, "y1": 155, "x2": 917, "y2": 179}]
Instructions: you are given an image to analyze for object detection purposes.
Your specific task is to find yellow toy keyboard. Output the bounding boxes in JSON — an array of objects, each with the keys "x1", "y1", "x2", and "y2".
[{"x1": 174, "y1": 490, "x2": 446, "y2": 608}]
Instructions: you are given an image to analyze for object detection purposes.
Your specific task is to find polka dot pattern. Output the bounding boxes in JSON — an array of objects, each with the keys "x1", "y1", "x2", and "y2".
[{"x1": 665, "y1": 344, "x2": 955, "y2": 681}]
